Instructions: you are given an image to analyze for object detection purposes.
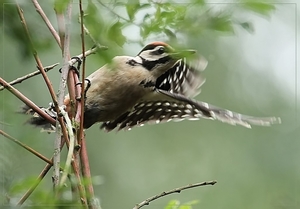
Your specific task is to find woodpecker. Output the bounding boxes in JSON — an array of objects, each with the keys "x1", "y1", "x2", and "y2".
[{"x1": 25, "y1": 41, "x2": 280, "y2": 131}]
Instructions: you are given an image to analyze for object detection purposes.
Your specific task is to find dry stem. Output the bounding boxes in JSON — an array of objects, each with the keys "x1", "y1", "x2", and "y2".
[{"x1": 133, "y1": 180, "x2": 217, "y2": 209}]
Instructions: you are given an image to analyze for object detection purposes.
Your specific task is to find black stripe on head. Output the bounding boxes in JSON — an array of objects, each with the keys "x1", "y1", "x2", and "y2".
[
  {"x1": 138, "y1": 44, "x2": 157, "y2": 55},
  {"x1": 137, "y1": 42, "x2": 173, "y2": 56},
  {"x1": 139, "y1": 55, "x2": 172, "y2": 71}
]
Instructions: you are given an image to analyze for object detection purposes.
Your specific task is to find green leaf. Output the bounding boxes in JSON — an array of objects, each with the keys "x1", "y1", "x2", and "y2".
[
  {"x1": 84, "y1": 0, "x2": 105, "y2": 44},
  {"x1": 86, "y1": 0, "x2": 98, "y2": 16},
  {"x1": 179, "y1": 200, "x2": 199, "y2": 209},
  {"x1": 164, "y1": 200, "x2": 180, "y2": 209},
  {"x1": 208, "y1": 16, "x2": 234, "y2": 33},
  {"x1": 243, "y1": 2, "x2": 275, "y2": 16},
  {"x1": 126, "y1": 2, "x2": 140, "y2": 21},
  {"x1": 54, "y1": 0, "x2": 71, "y2": 14},
  {"x1": 107, "y1": 21, "x2": 126, "y2": 46},
  {"x1": 174, "y1": 5, "x2": 186, "y2": 20}
]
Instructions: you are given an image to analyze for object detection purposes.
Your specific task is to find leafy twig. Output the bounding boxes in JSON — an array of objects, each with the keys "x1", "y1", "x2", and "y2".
[
  {"x1": 133, "y1": 181, "x2": 217, "y2": 209},
  {"x1": 81, "y1": 24, "x2": 108, "y2": 50}
]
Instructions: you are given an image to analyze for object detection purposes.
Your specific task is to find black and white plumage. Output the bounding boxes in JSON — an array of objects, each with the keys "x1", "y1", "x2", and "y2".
[
  {"x1": 102, "y1": 89, "x2": 279, "y2": 131},
  {"x1": 24, "y1": 42, "x2": 281, "y2": 131}
]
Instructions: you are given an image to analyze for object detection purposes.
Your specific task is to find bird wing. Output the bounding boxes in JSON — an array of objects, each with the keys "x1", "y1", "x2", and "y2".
[
  {"x1": 155, "y1": 56, "x2": 207, "y2": 98},
  {"x1": 100, "y1": 89, "x2": 281, "y2": 131}
]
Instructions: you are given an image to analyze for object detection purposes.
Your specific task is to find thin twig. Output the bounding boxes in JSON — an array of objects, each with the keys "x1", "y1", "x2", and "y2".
[
  {"x1": 78, "y1": 17, "x2": 108, "y2": 50},
  {"x1": 133, "y1": 180, "x2": 217, "y2": 209},
  {"x1": 0, "y1": 130, "x2": 53, "y2": 165},
  {"x1": 15, "y1": 3, "x2": 69, "y2": 190},
  {"x1": 31, "y1": 0, "x2": 61, "y2": 47},
  {"x1": 0, "y1": 77, "x2": 56, "y2": 125},
  {"x1": 16, "y1": 4, "x2": 58, "y2": 110},
  {"x1": 78, "y1": 0, "x2": 86, "y2": 139},
  {"x1": 0, "y1": 63, "x2": 59, "y2": 91},
  {"x1": 54, "y1": 9, "x2": 65, "y2": 50},
  {"x1": 0, "y1": 47, "x2": 96, "y2": 92},
  {"x1": 17, "y1": 140, "x2": 66, "y2": 205},
  {"x1": 17, "y1": 163, "x2": 52, "y2": 205},
  {"x1": 70, "y1": 46, "x2": 100, "y2": 65},
  {"x1": 81, "y1": 137, "x2": 101, "y2": 209},
  {"x1": 15, "y1": 3, "x2": 69, "y2": 142}
]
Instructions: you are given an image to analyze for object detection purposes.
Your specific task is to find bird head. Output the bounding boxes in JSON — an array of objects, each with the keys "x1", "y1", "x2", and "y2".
[{"x1": 135, "y1": 42, "x2": 196, "y2": 77}]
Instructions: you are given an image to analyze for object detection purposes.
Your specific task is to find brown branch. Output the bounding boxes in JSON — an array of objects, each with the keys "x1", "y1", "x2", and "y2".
[
  {"x1": 52, "y1": 1, "x2": 73, "y2": 190},
  {"x1": 77, "y1": 2, "x2": 98, "y2": 208},
  {"x1": 80, "y1": 137, "x2": 100, "y2": 209},
  {"x1": 54, "y1": 10, "x2": 65, "y2": 50},
  {"x1": 31, "y1": 0, "x2": 61, "y2": 47},
  {"x1": 15, "y1": 3, "x2": 69, "y2": 135},
  {"x1": 62, "y1": 130, "x2": 88, "y2": 207},
  {"x1": 78, "y1": 0, "x2": 86, "y2": 140},
  {"x1": 133, "y1": 180, "x2": 217, "y2": 209},
  {"x1": 0, "y1": 47, "x2": 97, "y2": 92},
  {"x1": 16, "y1": 4, "x2": 70, "y2": 191},
  {"x1": 53, "y1": 3, "x2": 88, "y2": 208},
  {"x1": 0, "y1": 63, "x2": 59, "y2": 91},
  {"x1": 16, "y1": 4, "x2": 58, "y2": 109}
]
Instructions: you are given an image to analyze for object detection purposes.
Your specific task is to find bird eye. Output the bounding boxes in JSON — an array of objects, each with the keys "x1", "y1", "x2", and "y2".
[{"x1": 157, "y1": 47, "x2": 165, "y2": 54}]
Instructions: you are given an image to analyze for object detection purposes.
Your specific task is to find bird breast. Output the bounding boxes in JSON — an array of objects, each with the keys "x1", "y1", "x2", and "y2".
[{"x1": 83, "y1": 56, "x2": 154, "y2": 127}]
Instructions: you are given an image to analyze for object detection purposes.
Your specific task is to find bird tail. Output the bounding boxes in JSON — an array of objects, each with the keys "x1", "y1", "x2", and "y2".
[{"x1": 21, "y1": 104, "x2": 57, "y2": 133}]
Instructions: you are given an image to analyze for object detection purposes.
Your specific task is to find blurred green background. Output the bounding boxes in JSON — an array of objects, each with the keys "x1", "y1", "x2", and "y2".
[{"x1": 0, "y1": 0, "x2": 299, "y2": 208}]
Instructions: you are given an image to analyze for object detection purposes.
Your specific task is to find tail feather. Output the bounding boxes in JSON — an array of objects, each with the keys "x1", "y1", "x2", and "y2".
[{"x1": 21, "y1": 105, "x2": 57, "y2": 133}]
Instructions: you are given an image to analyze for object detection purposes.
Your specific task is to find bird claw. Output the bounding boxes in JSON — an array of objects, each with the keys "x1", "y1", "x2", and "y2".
[
  {"x1": 70, "y1": 56, "x2": 82, "y2": 78},
  {"x1": 75, "y1": 78, "x2": 91, "y2": 101},
  {"x1": 58, "y1": 56, "x2": 82, "y2": 77}
]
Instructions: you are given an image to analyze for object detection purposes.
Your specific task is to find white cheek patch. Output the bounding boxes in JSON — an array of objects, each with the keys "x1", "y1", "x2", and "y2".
[{"x1": 131, "y1": 56, "x2": 143, "y2": 65}]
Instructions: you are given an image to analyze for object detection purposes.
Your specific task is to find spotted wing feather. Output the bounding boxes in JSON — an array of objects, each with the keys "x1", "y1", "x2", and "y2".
[
  {"x1": 101, "y1": 90, "x2": 281, "y2": 131},
  {"x1": 158, "y1": 89, "x2": 281, "y2": 128},
  {"x1": 100, "y1": 100, "x2": 211, "y2": 131},
  {"x1": 155, "y1": 56, "x2": 207, "y2": 98}
]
